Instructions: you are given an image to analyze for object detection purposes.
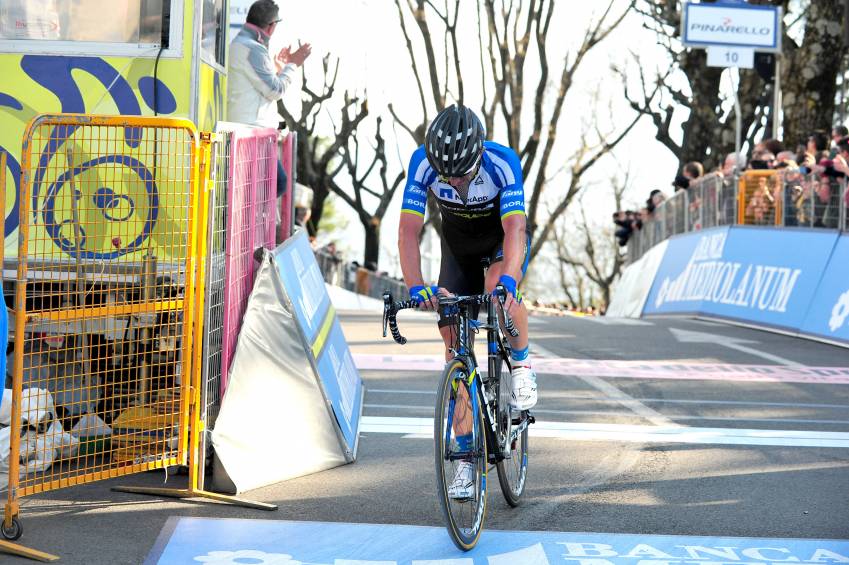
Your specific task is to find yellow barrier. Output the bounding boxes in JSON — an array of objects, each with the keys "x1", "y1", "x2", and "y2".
[
  {"x1": 737, "y1": 170, "x2": 782, "y2": 226},
  {"x1": 2, "y1": 115, "x2": 272, "y2": 563}
]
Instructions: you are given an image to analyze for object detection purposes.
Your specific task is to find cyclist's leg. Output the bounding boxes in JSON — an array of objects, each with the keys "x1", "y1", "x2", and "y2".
[
  {"x1": 437, "y1": 239, "x2": 486, "y2": 447},
  {"x1": 436, "y1": 239, "x2": 485, "y2": 360}
]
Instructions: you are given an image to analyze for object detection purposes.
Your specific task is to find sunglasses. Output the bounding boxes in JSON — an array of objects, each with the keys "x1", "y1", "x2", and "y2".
[{"x1": 438, "y1": 157, "x2": 482, "y2": 185}]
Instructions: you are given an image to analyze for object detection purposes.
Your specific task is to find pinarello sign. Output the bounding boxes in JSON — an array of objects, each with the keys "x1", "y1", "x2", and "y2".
[{"x1": 682, "y1": 2, "x2": 781, "y2": 51}]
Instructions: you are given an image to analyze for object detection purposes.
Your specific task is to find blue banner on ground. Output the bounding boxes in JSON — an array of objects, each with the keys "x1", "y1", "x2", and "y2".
[
  {"x1": 314, "y1": 316, "x2": 362, "y2": 448},
  {"x1": 800, "y1": 234, "x2": 849, "y2": 343},
  {"x1": 147, "y1": 517, "x2": 849, "y2": 565},
  {"x1": 273, "y1": 232, "x2": 363, "y2": 455},
  {"x1": 644, "y1": 227, "x2": 838, "y2": 333},
  {"x1": 274, "y1": 231, "x2": 332, "y2": 342}
]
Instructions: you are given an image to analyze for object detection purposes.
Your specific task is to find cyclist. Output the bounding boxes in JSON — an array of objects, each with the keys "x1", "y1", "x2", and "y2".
[{"x1": 398, "y1": 104, "x2": 537, "y2": 499}]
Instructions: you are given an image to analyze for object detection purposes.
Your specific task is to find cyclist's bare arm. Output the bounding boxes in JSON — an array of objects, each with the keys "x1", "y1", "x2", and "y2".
[
  {"x1": 500, "y1": 213, "x2": 527, "y2": 283},
  {"x1": 399, "y1": 212, "x2": 439, "y2": 311}
]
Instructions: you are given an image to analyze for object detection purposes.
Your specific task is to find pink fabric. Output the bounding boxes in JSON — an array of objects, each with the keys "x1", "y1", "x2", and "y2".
[
  {"x1": 220, "y1": 127, "x2": 279, "y2": 396},
  {"x1": 278, "y1": 133, "x2": 295, "y2": 242}
]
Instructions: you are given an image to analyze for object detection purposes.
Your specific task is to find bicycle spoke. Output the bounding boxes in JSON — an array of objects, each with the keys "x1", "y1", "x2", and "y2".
[{"x1": 434, "y1": 360, "x2": 487, "y2": 550}]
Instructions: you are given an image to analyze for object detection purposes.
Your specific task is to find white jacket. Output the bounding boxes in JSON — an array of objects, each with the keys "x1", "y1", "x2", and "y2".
[{"x1": 226, "y1": 23, "x2": 296, "y2": 128}]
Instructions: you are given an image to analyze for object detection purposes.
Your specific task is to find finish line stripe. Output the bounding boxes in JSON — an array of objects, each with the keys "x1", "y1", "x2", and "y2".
[
  {"x1": 352, "y1": 354, "x2": 849, "y2": 385},
  {"x1": 359, "y1": 416, "x2": 849, "y2": 448}
]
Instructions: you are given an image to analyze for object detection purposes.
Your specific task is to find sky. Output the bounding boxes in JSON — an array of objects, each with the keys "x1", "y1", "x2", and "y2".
[{"x1": 233, "y1": 0, "x2": 687, "y2": 285}]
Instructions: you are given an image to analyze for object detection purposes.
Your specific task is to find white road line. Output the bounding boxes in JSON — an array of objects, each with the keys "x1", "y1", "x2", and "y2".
[
  {"x1": 579, "y1": 316, "x2": 654, "y2": 326},
  {"x1": 360, "y1": 416, "x2": 849, "y2": 448},
  {"x1": 363, "y1": 404, "x2": 849, "y2": 426},
  {"x1": 669, "y1": 327, "x2": 805, "y2": 367},
  {"x1": 532, "y1": 342, "x2": 675, "y2": 427},
  {"x1": 365, "y1": 388, "x2": 849, "y2": 410}
]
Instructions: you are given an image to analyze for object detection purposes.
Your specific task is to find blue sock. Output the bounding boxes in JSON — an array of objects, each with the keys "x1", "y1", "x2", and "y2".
[
  {"x1": 511, "y1": 346, "x2": 529, "y2": 362},
  {"x1": 456, "y1": 433, "x2": 473, "y2": 452}
]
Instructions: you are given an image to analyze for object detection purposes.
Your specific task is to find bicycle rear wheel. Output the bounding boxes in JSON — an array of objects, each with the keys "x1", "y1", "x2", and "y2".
[
  {"x1": 434, "y1": 359, "x2": 487, "y2": 551},
  {"x1": 494, "y1": 356, "x2": 529, "y2": 507}
]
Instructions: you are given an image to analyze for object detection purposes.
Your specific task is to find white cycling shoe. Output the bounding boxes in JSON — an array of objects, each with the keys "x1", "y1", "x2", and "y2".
[
  {"x1": 510, "y1": 365, "x2": 538, "y2": 410},
  {"x1": 447, "y1": 460, "x2": 476, "y2": 500}
]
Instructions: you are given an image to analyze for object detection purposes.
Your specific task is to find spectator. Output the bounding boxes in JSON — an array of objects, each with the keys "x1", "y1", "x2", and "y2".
[
  {"x1": 748, "y1": 148, "x2": 774, "y2": 170},
  {"x1": 836, "y1": 138, "x2": 849, "y2": 228},
  {"x1": 672, "y1": 174, "x2": 690, "y2": 192},
  {"x1": 745, "y1": 176, "x2": 774, "y2": 225},
  {"x1": 320, "y1": 241, "x2": 343, "y2": 285},
  {"x1": 645, "y1": 189, "x2": 665, "y2": 217},
  {"x1": 807, "y1": 131, "x2": 830, "y2": 156},
  {"x1": 294, "y1": 182, "x2": 313, "y2": 230},
  {"x1": 613, "y1": 211, "x2": 639, "y2": 246},
  {"x1": 762, "y1": 138, "x2": 785, "y2": 156},
  {"x1": 227, "y1": 0, "x2": 312, "y2": 198},
  {"x1": 682, "y1": 161, "x2": 705, "y2": 229},
  {"x1": 774, "y1": 150, "x2": 798, "y2": 169},
  {"x1": 718, "y1": 153, "x2": 744, "y2": 224},
  {"x1": 682, "y1": 161, "x2": 704, "y2": 180},
  {"x1": 830, "y1": 125, "x2": 848, "y2": 157},
  {"x1": 721, "y1": 152, "x2": 745, "y2": 177}
]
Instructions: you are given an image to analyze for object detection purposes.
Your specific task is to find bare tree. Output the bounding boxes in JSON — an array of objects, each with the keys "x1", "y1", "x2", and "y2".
[
  {"x1": 278, "y1": 56, "x2": 367, "y2": 236},
  {"x1": 326, "y1": 111, "x2": 406, "y2": 266},
  {"x1": 279, "y1": 58, "x2": 405, "y2": 266},
  {"x1": 551, "y1": 176, "x2": 627, "y2": 311},
  {"x1": 781, "y1": 0, "x2": 847, "y2": 145},
  {"x1": 623, "y1": 0, "x2": 848, "y2": 170},
  {"x1": 392, "y1": 0, "x2": 638, "y2": 264}
]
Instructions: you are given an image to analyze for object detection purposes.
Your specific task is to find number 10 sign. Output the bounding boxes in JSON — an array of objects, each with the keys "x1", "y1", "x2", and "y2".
[{"x1": 706, "y1": 46, "x2": 754, "y2": 69}]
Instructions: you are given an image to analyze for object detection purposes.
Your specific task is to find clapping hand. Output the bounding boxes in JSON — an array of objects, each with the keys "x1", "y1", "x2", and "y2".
[{"x1": 288, "y1": 42, "x2": 312, "y2": 66}]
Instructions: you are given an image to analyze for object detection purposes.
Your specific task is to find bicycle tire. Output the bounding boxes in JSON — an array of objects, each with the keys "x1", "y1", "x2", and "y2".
[
  {"x1": 434, "y1": 358, "x2": 488, "y2": 551},
  {"x1": 494, "y1": 356, "x2": 529, "y2": 507}
]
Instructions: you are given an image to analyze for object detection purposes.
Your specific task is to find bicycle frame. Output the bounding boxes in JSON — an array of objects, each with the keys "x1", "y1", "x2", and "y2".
[
  {"x1": 382, "y1": 287, "x2": 531, "y2": 463},
  {"x1": 442, "y1": 295, "x2": 517, "y2": 464}
]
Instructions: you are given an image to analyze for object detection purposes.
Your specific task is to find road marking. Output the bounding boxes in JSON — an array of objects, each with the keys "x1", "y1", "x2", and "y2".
[
  {"x1": 359, "y1": 416, "x2": 849, "y2": 448},
  {"x1": 578, "y1": 316, "x2": 654, "y2": 325},
  {"x1": 670, "y1": 327, "x2": 804, "y2": 367},
  {"x1": 149, "y1": 517, "x2": 849, "y2": 565},
  {"x1": 363, "y1": 404, "x2": 849, "y2": 426},
  {"x1": 353, "y1": 354, "x2": 849, "y2": 385},
  {"x1": 366, "y1": 389, "x2": 849, "y2": 410},
  {"x1": 532, "y1": 343, "x2": 674, "y2": 426}
]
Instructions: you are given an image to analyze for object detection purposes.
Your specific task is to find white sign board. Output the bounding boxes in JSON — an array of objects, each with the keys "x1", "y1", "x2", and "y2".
[
  {"x1": 706, "y1": 45, "x2": 754, "y2": 69},
  {"x1": 228, "y1": 0, "x2": 252, "y2": 42},
  {"x1": 683, "y1": 2, "x2": 781, "y2": 52}
]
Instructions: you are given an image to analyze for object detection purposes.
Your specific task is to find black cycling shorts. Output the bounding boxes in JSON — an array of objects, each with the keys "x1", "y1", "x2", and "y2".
[{"x1": 436, "y1": 230, "x2": 530, "y2": 328}]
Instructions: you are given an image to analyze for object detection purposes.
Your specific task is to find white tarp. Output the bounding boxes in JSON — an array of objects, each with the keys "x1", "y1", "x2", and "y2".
[
  {"x1": 212, "y1": 253, "x2": 348, "y2": 494},
  {"x1": 606, "y1": 240, "x2": 669, "y2": 318}
]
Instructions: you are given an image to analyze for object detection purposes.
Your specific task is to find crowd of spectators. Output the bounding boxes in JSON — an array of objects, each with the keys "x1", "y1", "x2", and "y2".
[{"x1": 616, "y1": 122, "x2": 849, "y2": 245}]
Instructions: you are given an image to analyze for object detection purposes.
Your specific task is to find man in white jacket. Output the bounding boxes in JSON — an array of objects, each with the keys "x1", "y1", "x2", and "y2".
[{"x1": 227, "y1": 0, "x2": 311, "y2": 195}]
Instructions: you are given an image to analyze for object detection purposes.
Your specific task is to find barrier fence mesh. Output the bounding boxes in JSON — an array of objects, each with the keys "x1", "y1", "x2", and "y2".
[
  {"x1": 7, "y1": 115, "x2": 201, "y2": 506},
  {"x1": 628, "y1": 170, "x2": 848, "y2": 263},
  {"x1": 201, "y1": 133, "x2": 228, "y2": 436},
  {"x1": 219, "y1": 127, "x2": 278, "y2": 395}
]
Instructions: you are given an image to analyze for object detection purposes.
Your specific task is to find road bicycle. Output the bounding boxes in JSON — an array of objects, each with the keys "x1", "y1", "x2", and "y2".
[{"x1": 382, "y1": 286, "x2": 534, "y2": 550}]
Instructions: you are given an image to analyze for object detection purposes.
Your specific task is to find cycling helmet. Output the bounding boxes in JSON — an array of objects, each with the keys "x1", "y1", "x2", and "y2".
[{"x1": 425, "y1": 104, "x2": 485, "y2": 177}]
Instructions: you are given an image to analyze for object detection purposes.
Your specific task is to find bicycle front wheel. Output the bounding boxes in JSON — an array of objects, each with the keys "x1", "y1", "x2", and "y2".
[{"x1": 434, "y1": 359, "x2": 487, "y2": 551}]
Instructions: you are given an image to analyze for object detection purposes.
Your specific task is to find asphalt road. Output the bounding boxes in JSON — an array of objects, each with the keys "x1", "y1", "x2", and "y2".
[{"x1": 4, "y1": 312, "x2": 848, "y2": 563}]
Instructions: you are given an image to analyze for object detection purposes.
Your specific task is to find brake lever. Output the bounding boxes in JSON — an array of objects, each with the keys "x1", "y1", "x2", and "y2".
[{"x1": 382, "y1": 292, "x2": 392, "y2": 338}]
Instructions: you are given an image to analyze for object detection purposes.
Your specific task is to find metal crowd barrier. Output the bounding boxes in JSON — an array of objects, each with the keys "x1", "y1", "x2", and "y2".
[
  {"x1": 214, "y1": 125, "x2": 278, "y2": 397},
  {"x1": 313, "y1": 249, "x2": 407, "y2": 302},
  {"x1": 627, "y1": 169, "x2": 848, "y2": 263},
  {"x1": 3, "y1": 115, "x2": 272, "y2": 563}
]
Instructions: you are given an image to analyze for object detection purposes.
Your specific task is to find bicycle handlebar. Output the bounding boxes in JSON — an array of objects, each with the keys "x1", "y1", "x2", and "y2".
[
  {"x1": 382, "y1": 285, "x2": 520, "y2": 345},
  {"x1": 382, "y1": 293, "x2": 417, "y2": 344}
]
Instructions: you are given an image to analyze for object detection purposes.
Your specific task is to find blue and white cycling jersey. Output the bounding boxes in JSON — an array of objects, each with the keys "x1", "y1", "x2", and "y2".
[{"x1": 401, "y1": 141, "x2": 525, "y2": 238}]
